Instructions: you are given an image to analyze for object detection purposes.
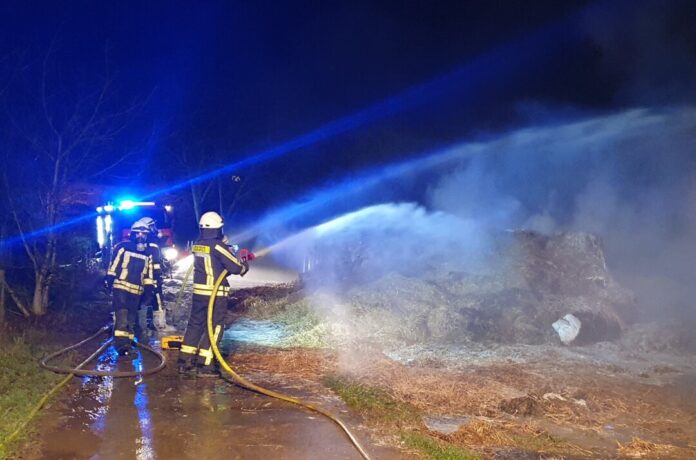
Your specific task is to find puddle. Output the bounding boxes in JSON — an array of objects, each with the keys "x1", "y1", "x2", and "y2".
[
  {"x1": 223, "y1": 319, "x2": 287, "y2": 347},
  {"x1": 423, "y1": 415, "x2": 471, "y2": 435}
]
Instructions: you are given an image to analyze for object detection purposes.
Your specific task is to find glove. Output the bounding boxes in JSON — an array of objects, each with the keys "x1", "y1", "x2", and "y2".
[
  {"x1": 103, "y1": 277, "x2": 113, "y2": 293},
  {"x1": 239, "y1": 248, "x2": 256, "y2": 263}
]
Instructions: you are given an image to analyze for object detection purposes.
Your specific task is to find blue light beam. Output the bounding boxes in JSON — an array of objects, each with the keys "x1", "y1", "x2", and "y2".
[
  {"x1": 230, "y1": 140, "x2": 479, "y2": 243},
  {"x1": 145, "y1": 11, "x2": 579, "y2": 199},
  {"x1": 0, "y1": 4, "x2": 588, "y2": 248}
]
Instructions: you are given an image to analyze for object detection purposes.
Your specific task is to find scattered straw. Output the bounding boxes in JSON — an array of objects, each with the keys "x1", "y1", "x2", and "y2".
[
  {"x1": 447, "y1": 419, "x2": 513, "y2": 446},
  {"x1": 617, "y1": 437, "x2": 674, "y2": 458}
]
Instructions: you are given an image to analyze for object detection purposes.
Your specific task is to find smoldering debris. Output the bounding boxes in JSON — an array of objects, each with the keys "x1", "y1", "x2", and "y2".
[
  {"x1": 252, "y1": 107, "x2": 696, "y2": 334},
  {"x1": 340, "y1": 230, "x2": 630, "y2": 346},
  {"x1": 260, "y1": 218, "x2": 633, "y2": 347}
]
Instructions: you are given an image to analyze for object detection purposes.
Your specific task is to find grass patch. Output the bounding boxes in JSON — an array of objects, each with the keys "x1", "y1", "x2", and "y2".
[
  {"x1": 239, "y1": 286, "x2": 304, "y2": 321},
  {"x1": 445, "y1": 419, "x2": 592, "y2": 457},
  {"x1": 274, "y1": 301, "x2": 329, "y2": 348},
  {"x1": 324, "y1": 373, "x2": 482, "y2": 459},
  {"x1": 322, "y1": 374, "x2": 421, "y2": 426},
  {"x1": 243, "y1": 296, "x2": 330, "y2": 348},
  {"x1": 0, "y1": 333, "x2": 67, "y2": 458},
  {"x1": 402, "y1": 432, "x2": 480, "y2": 460}
]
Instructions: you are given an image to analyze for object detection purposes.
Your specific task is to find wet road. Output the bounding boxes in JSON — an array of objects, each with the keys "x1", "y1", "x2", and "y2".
[
  {"x1": 28, "y1": 261, "x2": 409, "y2": 459},
  {"x1": 33, "y1": 346, "x2": 402, "y2": 460}
]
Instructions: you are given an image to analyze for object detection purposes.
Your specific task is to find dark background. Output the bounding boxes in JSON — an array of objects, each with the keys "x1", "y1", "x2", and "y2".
[{"x1": 1, "y1": 0, "x2": 695, "y2": 240}]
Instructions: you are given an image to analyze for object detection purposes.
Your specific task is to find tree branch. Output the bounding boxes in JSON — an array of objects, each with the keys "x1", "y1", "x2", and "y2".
[
  {"x1": 2, "y1": 171, "x2": 37, "y2": 269},
  {"x1": 41, "y1": 39, "x2": 61, "y2": 139},
  {"x1": 2, "y1": 280, "x2": 31, "y2": 317},
  {"x1": 61, "y1": 76, "x2": 110, "y2": 157}
]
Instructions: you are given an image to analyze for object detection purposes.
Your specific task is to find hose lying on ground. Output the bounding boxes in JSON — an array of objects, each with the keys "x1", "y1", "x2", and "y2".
[
  {"x1": 1, "y1": 334, "x2": 113, "y2": 450},
  {"x1": 207, "y1": 270, "x2": 372, "y2": 460},
  {"x1": 3, "y1": 323, "x2": 166, "y2": 451},
  {"x1": 40, "y1": 324, "x2": 167, "y2": 378}
]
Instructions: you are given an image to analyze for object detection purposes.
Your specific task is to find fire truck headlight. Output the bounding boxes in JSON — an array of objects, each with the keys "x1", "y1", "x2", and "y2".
[
  {"x1": 96, "y1": 217, "x2": 104, "y2": 248},
  {"x1": 163, "y1": 247, "x2": 179, "y2": 261}
]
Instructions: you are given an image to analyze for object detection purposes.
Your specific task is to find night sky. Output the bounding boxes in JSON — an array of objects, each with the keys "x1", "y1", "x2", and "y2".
[{"x1": 1, "y1": 0, "x2": 695, "y2": 235}]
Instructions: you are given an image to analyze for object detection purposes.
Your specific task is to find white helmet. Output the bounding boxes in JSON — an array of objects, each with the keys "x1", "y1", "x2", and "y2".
[
  {"x1": 131, "y1": 220, "x2": 150, "y2": 233},
  {"x1": 199, "y1": 211, "x2": 224, "y2": 229},
  {"x1": 136, "y1": 217, "x2": 158, "y2": 233}
]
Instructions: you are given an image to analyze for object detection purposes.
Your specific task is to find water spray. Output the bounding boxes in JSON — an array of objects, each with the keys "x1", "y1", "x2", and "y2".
[{"x1": 0, "y1": 4, "x2": 587, "y2": 249}]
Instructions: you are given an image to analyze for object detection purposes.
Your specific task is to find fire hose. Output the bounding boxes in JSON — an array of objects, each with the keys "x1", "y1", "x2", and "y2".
[
  {"x1": 40, "y1": 325, "x2": 166, "y2": 378},
  {"x1": 0, "y1": 336, "x2": 113, "y2": 451},
  {"x1": 3, "y1": 323, "x2": 166, "y2": 451},
  {"x1": 207, "y1": 269, "x2": 372, "y2": 460},
  {"x1": 11, "y1": 260, "x2": 369, "y2": 457}
]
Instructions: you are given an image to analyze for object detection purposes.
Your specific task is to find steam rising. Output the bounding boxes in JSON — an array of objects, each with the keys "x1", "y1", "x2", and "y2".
[
  {"x1": 428, "y1": 107, "x2": 696, "y2": 319},
  {"x1": 264, "y1": 106, "x2": 696, "y2": 325}
]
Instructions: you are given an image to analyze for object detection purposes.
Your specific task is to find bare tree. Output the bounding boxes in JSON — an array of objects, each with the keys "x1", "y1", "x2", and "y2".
[
  {"x1": 172, "y1": 140, "x2": 220, "y2": 223},
  {"x1": 167, "y1": 126, "x2": 295, "y2": 241},
  {"x1": 0, "y1": 45, "x2": 143, "y2": 316},
  {"x1": 223, "y1": 173, "x2": 255, "y2": 218}
]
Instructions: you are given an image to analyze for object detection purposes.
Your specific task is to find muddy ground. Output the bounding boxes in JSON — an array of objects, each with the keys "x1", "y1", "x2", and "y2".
[
  {"x1": 18, "y1": 325, "x2": 696, "y2": 459},
  {"x1": 10, "y1": 263, "x2": 405, "y2": 460},
  {"x1": 11, "y1": 261, "x2": 696, "y2": 459},
  {"x1": 17, "y1": 344, "x2": 406, "y2": 460},
  {"x1": 219, "y1": 339, "x2": 696, "y2": 459}
]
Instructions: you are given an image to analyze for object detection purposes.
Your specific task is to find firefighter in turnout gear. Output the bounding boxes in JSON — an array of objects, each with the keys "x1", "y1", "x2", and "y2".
[
  {"x1": 177, "y1": 211, "x2": 249, "y2": 377},
  {"x1": 133, "y1": 217, "x2": 174, "y2": 332},
  {"x1": 105, "y1": 221, "x2": 155, "y2": 356}
]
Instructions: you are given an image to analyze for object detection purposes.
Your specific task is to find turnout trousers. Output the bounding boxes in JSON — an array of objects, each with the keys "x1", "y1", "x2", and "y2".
[
  {"x1": 138, "y1": 286, "x2": 162, "y2": 331},
  {"x1": 113, "y1": 289, "x2": 141, "y2": 352},
  {"x1": 179, "y1": 293, "x2": 226, "y2": 368},
  {"x1": 139, "y1": 285, "x2": 163, "y2": 312}
]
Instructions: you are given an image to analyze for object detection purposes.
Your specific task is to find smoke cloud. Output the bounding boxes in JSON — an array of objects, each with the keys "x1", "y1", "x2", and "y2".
[
  {"x1": 266, "y1": 106, "x2": 696, "y2": 325},
  {"x1": 426, "y1": 107, "x2": 696, "y2": 319}
]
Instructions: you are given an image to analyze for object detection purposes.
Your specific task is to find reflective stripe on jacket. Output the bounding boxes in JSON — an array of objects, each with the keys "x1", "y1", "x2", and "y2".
[
  {"x1": 191, "y1": 237, "x2": 247, "y2": 297},
  {"x1": 106, "y1": 241, "x2": 153, "y2": 295}
]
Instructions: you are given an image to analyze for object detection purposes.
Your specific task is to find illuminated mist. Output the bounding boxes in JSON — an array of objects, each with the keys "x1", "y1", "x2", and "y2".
[{"x1": 262, "y1": 106, "x2": 696, "y2": 343}]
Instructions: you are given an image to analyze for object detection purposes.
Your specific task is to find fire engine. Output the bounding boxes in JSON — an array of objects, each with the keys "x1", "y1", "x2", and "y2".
[{"x1": 95, "y1": 200, "x2": 180, "y2": 270}]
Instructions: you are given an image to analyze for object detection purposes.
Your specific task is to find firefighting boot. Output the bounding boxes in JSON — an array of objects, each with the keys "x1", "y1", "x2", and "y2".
[
  {"x1": 195, "y1": 364, "x2": 221, "y2": 378},
  {"x1": 177, "y1": 355, "x2": 197, "y2": 376},
  {"x1": 134, "y1": 322, "x2": 149, "y2": 343},
  {"x1": 146, "y1": 307, "x2": 157, "y2": 331},
  {"x1": 117, "y1": 345, "x2": 136, "y2": 359},
  {"x1": 114, "y1": 309, "x2": 135, "y2": 358},
  {"x1": 137, "y1": 307, "x2": 153, "y2": 334}
]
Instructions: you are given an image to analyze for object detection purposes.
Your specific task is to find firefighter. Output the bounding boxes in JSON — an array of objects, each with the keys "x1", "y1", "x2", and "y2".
[
  {"x1": 177, "y1": 211, "x2": 251, "y2": 377},
  {"x1": 104, "y1": 221, "x2": 154, "y2": 356},
  {"x1": 133, "y1": 217, "x2": 174, "y2": 332}
]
